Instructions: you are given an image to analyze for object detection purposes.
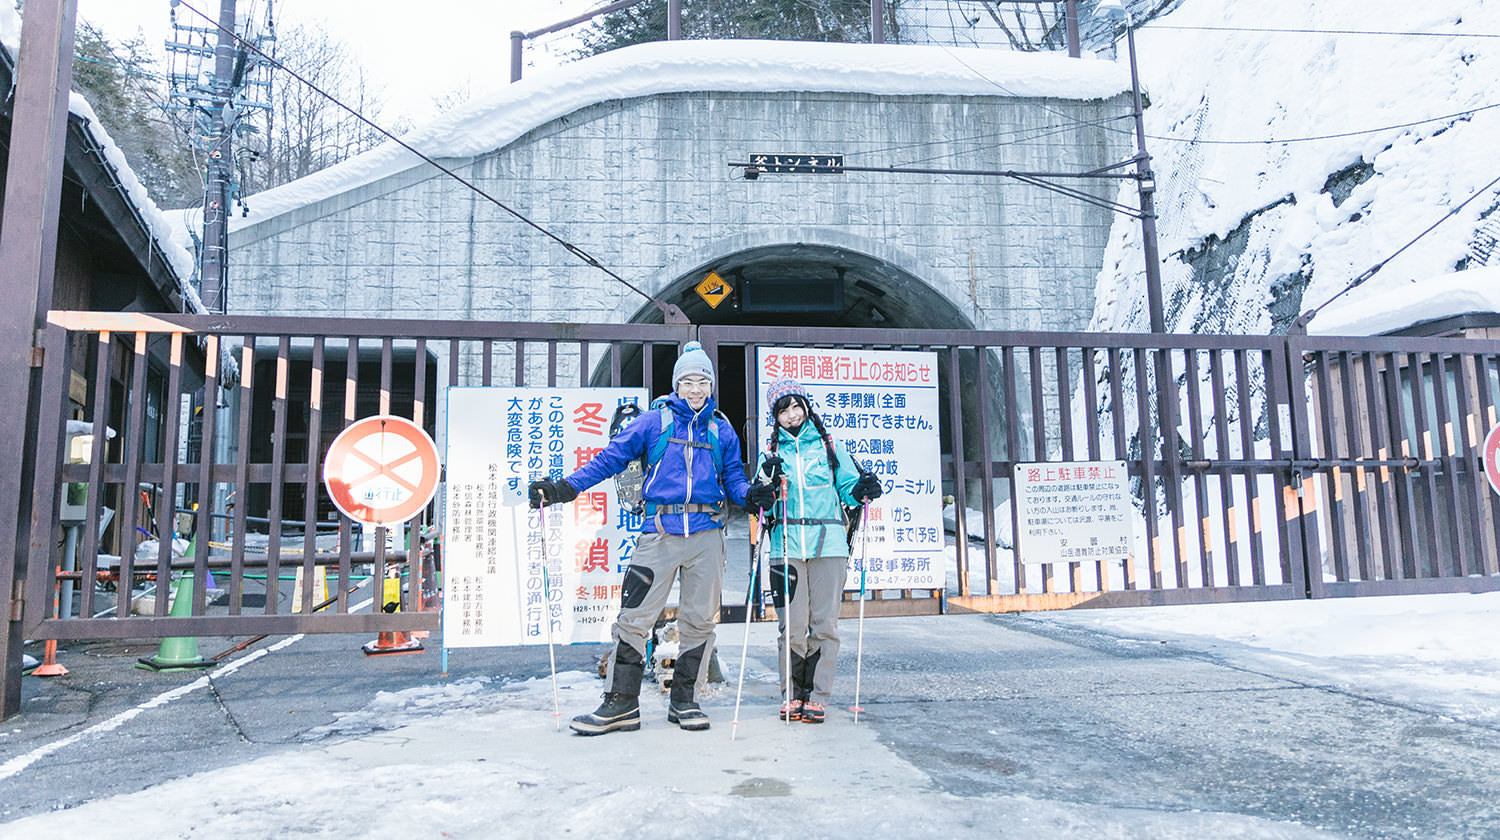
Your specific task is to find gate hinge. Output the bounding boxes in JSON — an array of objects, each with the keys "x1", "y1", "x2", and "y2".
[
  {"x1": 8, "y1": 579, "x2": 21, "y2": 622},
  {"x1": 29, "y1": 346, "x2": 44, "y2": 368}
]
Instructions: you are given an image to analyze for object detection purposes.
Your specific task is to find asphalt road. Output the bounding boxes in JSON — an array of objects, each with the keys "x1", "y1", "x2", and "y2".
[{"x1": 4, "y1": 612, "x2": 1497, "y2": 838}]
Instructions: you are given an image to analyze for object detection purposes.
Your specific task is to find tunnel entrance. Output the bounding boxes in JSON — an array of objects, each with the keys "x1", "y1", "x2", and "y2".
[{"x1": 592, "y1": 243, "x2": 989, "y2": 465}]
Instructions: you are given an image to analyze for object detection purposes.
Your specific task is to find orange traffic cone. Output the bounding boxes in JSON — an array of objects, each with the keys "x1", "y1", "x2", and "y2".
[
  {"x1": 362, "y1": 570, "x2": 423, "y2": 656},
  {"x1": 30, "y1": 640, "x2": 68, "y2": 676}
]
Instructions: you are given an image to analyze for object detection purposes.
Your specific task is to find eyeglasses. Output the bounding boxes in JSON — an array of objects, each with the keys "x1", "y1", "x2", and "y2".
[{"x1": 678, "y1": 377, "x2": 712, "y2": 392}]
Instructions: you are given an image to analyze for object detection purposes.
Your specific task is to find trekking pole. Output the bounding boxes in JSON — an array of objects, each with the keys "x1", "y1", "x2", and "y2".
[
  {"x1": 779, "y1": 473, "x2": 793, "y2": 726},
  {"x1": 534, "y1": 489, "x2": 562, "y2": 731},
  {"x1": 730, "y1": 509, "x2": 764, "y2": 742},
  {"x1": 851, "y1": 500, "x2": 870, "y2": 725}
]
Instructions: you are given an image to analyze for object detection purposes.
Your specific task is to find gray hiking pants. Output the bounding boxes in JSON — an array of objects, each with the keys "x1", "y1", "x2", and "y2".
[
  {"x1": 770, "y1": 555, "x2": 847, "y2": 706},
  {"x1": 604, "y1": 528, "x2": 725, "y2": 703}
]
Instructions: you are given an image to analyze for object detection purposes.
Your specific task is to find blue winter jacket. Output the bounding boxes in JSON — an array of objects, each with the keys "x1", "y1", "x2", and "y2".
[{"x1": 565, "y1": 393, "x2": 750, "y2": 535}]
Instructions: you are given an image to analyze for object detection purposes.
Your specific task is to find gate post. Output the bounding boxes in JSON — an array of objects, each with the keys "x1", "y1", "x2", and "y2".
[
  {"x1": 1277, "y1": 337, "x2": 1326, "y2": 599},
  {"x1": 0, "y1": 0, "x2": 79, "y2": 718}
]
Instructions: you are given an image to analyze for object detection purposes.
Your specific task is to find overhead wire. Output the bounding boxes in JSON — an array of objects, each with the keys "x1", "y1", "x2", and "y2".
[{"x1": 173, "y1": 0, "x2": 669, "y2": 314}]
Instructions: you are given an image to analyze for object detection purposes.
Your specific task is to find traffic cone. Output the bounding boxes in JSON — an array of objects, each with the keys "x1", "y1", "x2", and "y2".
[
  {"x1": 30, "y1": 640, "x2": 68, "y2": 676},
  {"x1": 137, "y1": 573, "x2": 217, "y2": 671},
  {"x1": 362, "y1": 571, "x2": 423, "y2": 656}
]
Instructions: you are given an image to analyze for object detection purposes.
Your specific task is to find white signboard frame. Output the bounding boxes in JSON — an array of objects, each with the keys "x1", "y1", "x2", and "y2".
[
  {"x1": 1013, "y1": 460, "x2": 1134, "y2": 565},
  {"x1": 444, "y1": 387, "x2": 646, "y2": 648},
  {"x1": 754, "y1": 347, "x2": 944, "y2": 590}
]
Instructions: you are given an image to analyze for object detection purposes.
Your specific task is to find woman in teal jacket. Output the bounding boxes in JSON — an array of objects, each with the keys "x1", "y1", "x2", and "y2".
[{"x1": 746, "y1": 377, "x2": 882, "y2": 723}]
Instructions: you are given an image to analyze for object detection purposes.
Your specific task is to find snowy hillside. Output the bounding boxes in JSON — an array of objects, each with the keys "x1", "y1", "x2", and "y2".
[{"x1": 1090, "y1": 0, "x2": 1500, "y2": 336}]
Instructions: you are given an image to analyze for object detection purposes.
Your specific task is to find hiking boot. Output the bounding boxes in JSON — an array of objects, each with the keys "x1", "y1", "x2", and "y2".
[
  {"x1": 570, "y1": 693, "x2": 641, "y2": 735},
  {"x1": 800, "y1": 702, "x2": 825, "y2": 723},
  {"x1": 779, "y1": 699, "x2": 803, "y2": 721},
  {"x1": 666, "y1": 700, "x2": 711, "y2": 731}
]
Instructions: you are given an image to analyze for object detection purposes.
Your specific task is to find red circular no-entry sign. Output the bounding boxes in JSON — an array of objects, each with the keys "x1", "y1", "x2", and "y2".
[
  {"x1": 323, "y1": 415, "x2": 440, "y2": 526},
  {"x1": 1485, "y1": 422, "x2": 1500, "y2": 497}
]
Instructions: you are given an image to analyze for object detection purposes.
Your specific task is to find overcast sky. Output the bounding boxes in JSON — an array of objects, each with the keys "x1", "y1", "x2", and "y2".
[{"x1": 76, "y1": 0, "x2": 597, "y2": 124}]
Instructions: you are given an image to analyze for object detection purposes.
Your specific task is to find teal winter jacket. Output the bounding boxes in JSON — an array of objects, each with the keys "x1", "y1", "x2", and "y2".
[{"x1": 754, "y1": 422, "x2": 861, "y2": 560}]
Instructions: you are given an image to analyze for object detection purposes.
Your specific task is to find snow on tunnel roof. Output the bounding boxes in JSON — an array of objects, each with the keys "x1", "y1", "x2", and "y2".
[{"x1": 230, "y1": 39, "x2": 1129, "y2": 230}]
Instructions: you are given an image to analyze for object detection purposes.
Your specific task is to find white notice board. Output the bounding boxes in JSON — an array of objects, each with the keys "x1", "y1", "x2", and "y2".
[
  {"x1": 444, "y1": 387, "x2": 646, "y2": 647},
  {"x1": 755, "y1": 347, "x2": 944, "y2": 590},
  {"x1": 1013, "y1": 460, "x2": 1134, "y2": 565}
]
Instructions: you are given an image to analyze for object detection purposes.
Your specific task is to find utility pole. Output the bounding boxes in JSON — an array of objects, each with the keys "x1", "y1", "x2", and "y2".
[{"x1": 199, "y1": 0, "x2": 237, "y2": 314}]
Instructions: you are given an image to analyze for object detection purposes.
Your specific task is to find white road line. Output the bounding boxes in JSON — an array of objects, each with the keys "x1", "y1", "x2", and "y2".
[{"x1": 1, "y1": 595, "x2": 378, "y2": 781}]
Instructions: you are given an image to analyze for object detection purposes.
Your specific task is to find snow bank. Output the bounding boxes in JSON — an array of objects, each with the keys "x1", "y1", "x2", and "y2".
[{"x1": 1309, "y1": 264, "x2": 1500, "y2": 335}]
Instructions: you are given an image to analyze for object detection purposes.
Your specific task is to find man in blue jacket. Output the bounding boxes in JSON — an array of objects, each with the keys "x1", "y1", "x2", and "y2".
[{"x1": 529, "y1": 341, "x2": 753, "y2": 735}]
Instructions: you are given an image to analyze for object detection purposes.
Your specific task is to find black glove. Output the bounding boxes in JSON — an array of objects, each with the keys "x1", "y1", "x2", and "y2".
[
  {"x1": 760, "y1": 455, "x2": 785, "y2": 481},
  {"x1": 745, "y1": 482, "x2": 779, "y2": 512},
  {"x1": 853, "y1": 473, "x2": 883, "y2": 503},
  {"x1": 528, "y1": 479, "x2": 578, "y2": 508}
]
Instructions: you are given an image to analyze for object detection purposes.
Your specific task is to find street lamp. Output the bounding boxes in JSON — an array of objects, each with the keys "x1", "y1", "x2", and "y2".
[{"x1": 1095, "y1": 0, "x2": 1166, "y2": 333}]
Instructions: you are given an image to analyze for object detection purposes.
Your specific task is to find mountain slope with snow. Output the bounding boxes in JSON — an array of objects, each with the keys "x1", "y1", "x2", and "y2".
[{"x1": 1090, "y1": 0, "x2": 1500, "y2": 336}]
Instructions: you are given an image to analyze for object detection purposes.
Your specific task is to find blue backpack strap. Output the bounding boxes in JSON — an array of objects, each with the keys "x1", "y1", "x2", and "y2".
[{"x1": 647, "y1": 406, "x2": 722, "y2": 474}]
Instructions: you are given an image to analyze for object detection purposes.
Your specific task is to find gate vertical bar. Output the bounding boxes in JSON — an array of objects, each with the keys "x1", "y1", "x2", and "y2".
[
  {"x1": 1334, "y1": 350, "x2": 1376, "y2": 581},
  {"x1": 944, "y1": 347, "x2": 971, "y2": 597},
  {"x1": 1428, "y1": 351, "x2": 1470, "y2": 577},
  {"x1": 1233, "y1": 349, "x2": 1267, "y2": 586},
  {"x1": 1207, "y1": 350, "x2": 1240, "y2": 586},
  {"x1": 1053, "y1": 346, "x2": 1081, "y2": 592},
  {"x1": 156, "y1": 333, "x2": 187, "y2": 611},
  {"x1": 1132, "y1": 348, "x2": 1162, "y2": 589},
  {"x1": 1106, "y1": 348, "x2": 1134, "y2": 589},
  {"x1": 1081, "y1": 346, "x2": 1107, "y2": 590},
  {"x1": 1361, "y1": 352, "x2": 1403, "y2": 580},
  {"x1": 23, "y1": 323, "x2": 71, "y2": 633},
  {"x1": 82, "y1": 334, "x2": 115, "y2": 619},
  {"x1": 1183, "y1": 348, "x2": 1214, "y2": 587},
  {"x1": 1275, "y1": 341, "x2": 1317, "y2": 598},
  {"x1": 1311, "y1": 349, "x2": 1349, "y2": 583},
  {"x1": 193, "y1": 337, "x2": 222, "y2": 607},
  {"x1": 229, "y1": 340, "x2": 256, "y2": 613},
  {"x1": 300, "y1": 338, "x2": 326, "y2": 613},
  {"x1": 263, "y1": 337, "x2": 292, "y2": 613},
  {"x1": 974, "y1": 347, "x2": 998, "y2": 593}
]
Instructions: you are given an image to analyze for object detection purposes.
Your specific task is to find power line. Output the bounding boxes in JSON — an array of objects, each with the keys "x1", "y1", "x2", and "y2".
[
  {"x1": 1145, "y1": 24, "x2": 1500, "y2": 39},
  {"x1": 1147, "y1": 103, "x2": 1500, "y2": 146},
  {"x1": 173, "y1": 0, "x2": 679, "y2": 321}
]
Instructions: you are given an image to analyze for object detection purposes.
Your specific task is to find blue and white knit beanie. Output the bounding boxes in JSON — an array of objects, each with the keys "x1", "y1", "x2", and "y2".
[
  {"x1": 672, "y1": 341, "x2": 715, "y2": 389},
  {"x1": 765, "y1": 376, "x2": 813, "y2": 425}
]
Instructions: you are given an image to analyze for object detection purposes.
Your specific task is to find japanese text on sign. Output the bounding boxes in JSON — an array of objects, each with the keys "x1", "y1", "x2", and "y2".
[
  {"x1": 1013, "y1": 460, "x2": 1134, "y2": 565},
  {"x1": 444, "y1": 387, "x2": 645, "y2": 648},
  {"x1": 756, "y1": 347, "x2": 943, "y2": 590}
]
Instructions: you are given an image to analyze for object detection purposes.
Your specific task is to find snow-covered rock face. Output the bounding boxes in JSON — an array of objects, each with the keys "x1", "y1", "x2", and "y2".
[{"x1": 1090, "y1": 0, "x2": 1500, "y2": 336}]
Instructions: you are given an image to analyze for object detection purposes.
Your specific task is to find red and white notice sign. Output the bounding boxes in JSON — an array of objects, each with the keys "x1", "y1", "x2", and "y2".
[{"x1": 323, "y1": 415, "x2": 441, "y2": 526}]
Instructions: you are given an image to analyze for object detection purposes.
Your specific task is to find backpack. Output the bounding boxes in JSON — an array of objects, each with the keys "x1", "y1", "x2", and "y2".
[{"x1": 609, "y1": 398, "x2": 727, "y2": 516}]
